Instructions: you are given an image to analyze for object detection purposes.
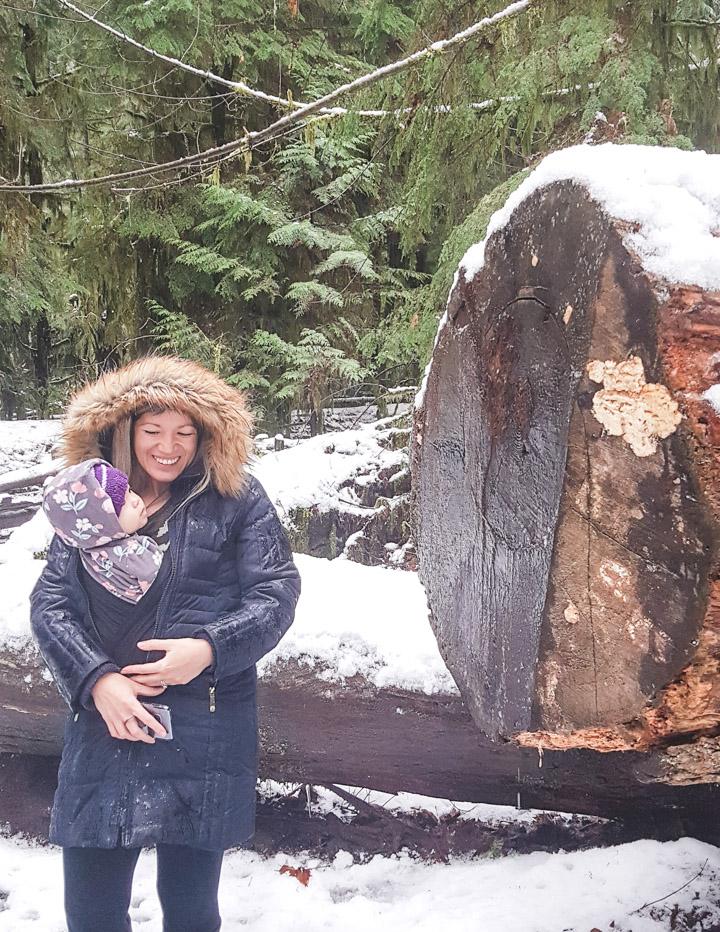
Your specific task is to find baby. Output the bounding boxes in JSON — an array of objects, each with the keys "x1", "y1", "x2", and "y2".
[{"x1": 43, "y1": 458, "x2": 163, "y2": 603}]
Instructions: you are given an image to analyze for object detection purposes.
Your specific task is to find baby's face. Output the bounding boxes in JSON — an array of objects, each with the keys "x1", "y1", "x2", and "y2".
[{"x1": 118, "y1": 488, "x2": 148, "y2": 534}]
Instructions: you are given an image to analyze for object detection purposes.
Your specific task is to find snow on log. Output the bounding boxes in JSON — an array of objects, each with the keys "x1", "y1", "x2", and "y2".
[
  {"x1": 0, "y1": 461, "x2": 61, "y2": 496},
  {"x1": 413, "y1": 144, "x2": 720, "y2": 774}
]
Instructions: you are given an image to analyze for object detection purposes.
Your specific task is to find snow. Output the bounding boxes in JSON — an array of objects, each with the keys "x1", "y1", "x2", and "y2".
[
  {"x1": 258, "y1": 780, "x2": 552, "y2": 826},
  {"x1": 0, "y1": 834, "x2": 717, "y2": 931},
  {"x1": 251, "y1": 420, "x2": 407, "y2": 524},
  {"x1": 702, "y1": 384, "x2": 720, "y2": 414},
  {"x1": 0, "y1": 510, "x2": 54, "y2": 653},
  {"x1": 0, "y1": 421, "x2": 59, "y2": 474},
  {"x1": 417, "y1": 143, "x2": 720, "y2": 410},
  {"x1": 460, "y1": 144, "x2": 720, "y2": 290},
  {"x1": 258, "y1": 553, "x2": 456, "y2": 695}
]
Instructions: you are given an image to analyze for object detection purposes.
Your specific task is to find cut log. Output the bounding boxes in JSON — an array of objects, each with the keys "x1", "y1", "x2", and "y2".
[
  {"x1": 2, "y1": 653, "x2": 720, "y2": 843},
  {"x1": 412, "y1": 172, "x2": 720, "y2": 774}
]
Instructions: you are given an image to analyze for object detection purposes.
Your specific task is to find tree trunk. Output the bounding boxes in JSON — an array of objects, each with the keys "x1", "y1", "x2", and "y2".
[
  {"x1": 412, "y1": 180, "x2": 720, "y2": 778},
  {"x1": 2, "y1": 653, "x2": 719, "y2": 842}
]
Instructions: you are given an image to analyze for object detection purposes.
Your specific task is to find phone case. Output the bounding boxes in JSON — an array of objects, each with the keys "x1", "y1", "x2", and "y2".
[{"x1": 139, "y1": 701, "x2": 173, "y2": 740}]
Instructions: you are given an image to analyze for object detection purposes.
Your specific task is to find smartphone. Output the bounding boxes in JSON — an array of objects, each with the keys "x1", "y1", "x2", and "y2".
[{"x1": 138, "y1": 701, "x2": 173, "y2": 741}]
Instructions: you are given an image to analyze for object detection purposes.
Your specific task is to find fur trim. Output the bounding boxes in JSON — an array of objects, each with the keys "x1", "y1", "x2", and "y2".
[{"x1": 59, "y1": 356, "x2": 254, "y2": 497}]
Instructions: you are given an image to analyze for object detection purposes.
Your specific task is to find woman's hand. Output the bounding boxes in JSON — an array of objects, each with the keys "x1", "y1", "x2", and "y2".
[
  {"x1": 91, "y1": 672, "x2": 167, "y2": 742},
  {"x1": 120, "y1": 638, "x2": 213, "y2": 688}
]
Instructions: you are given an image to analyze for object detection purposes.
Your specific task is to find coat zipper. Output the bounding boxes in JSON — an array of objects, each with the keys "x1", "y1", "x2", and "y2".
[
  {"x1": 150, "y1": 486, "x2": 217, "y2": 714},
  {"x1": 148, "y1": 482, "x2": 206, "y2": 645}
]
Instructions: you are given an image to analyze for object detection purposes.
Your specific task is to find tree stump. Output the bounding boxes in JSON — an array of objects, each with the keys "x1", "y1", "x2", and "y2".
[{"x1": 413, "y1": 177, "x2": 720, "y2": 776}]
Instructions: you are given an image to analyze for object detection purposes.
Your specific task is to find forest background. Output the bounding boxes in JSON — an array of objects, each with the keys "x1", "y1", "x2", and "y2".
[{"x1": 1, "y1": 0, "x2": 719, "y2": 433}]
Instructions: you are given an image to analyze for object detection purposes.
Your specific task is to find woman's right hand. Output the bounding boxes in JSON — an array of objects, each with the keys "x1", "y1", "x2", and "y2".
[{"x1": 91, "y1": 672, "x2": 167, "y2": 743}]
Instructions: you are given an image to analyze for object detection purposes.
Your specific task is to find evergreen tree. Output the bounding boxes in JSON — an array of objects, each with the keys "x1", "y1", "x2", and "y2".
[{"x1": 0, "y1": 0, "x2": 718, "y2": 427}]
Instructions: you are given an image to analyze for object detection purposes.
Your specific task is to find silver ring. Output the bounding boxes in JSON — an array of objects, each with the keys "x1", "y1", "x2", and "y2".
[{"x1": 160, "y1": 680, "x2": 167, "y2": 688}]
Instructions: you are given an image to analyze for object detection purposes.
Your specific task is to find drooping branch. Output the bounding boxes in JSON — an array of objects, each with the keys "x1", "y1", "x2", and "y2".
[
  {"x1": 54, "y1": 0, "x2": 302, "y2": 111},
  {"x1": 0, "y1": 0, "x2": 536, "y2": 194},
  {"x1": 53, "y1": 0, "x2": 606, "y2": 124}
]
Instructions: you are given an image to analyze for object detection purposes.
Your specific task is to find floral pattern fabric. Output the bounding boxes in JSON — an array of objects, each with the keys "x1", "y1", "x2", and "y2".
[{"x1": 43, "y1": 458, "x2": 162, "y2": 603}]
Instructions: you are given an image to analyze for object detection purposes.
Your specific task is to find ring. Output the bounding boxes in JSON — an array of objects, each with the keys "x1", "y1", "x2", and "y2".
[{"x1": 160, "y1": 680, "x2": 167, "y2": 688}]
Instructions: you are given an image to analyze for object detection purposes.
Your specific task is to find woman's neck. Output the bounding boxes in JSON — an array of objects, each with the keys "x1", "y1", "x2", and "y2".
[{"x1": 139, "y1": 480, "x2": 171, "y2": 508}]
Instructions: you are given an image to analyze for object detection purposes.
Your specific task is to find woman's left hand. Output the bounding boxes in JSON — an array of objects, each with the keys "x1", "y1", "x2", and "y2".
[{"x1": 121, "y1": 638, "x2": 213, "y2": 687}]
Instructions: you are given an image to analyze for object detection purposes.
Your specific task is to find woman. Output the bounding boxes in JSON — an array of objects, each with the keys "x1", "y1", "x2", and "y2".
[{"x1": 30, "y1": 355, "x2": 301, "y2": 932}]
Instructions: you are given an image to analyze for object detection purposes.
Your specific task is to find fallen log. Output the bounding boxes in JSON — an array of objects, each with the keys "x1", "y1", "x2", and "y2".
[
  {"x1": 2, "y1": 654, "x2": 720, "y2": 843},
  {"x1": 0, "y1": 461, "x2": 60, "y2": 496},
  {"x1": 412, "y1": 146, "x2": 720, "y2": 779}
]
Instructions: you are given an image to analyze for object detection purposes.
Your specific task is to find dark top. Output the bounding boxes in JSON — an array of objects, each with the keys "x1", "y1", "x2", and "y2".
[{"x1": 78, "y1": 497, "x2": 175, "y2": 703}]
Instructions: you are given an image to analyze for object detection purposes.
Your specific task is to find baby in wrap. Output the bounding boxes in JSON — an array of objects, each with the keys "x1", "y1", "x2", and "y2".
[{"x1": 42, "y1": 458, "x2": 163, "y2": 603}]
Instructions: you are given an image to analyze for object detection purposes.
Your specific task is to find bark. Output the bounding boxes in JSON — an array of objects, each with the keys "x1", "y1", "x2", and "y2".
[
  {"x1": 2, "y1": 653, "x2": 719, "y2": 842},
  {"x1": 412, "y1": 181, "x2": 720, "y2": 779}
]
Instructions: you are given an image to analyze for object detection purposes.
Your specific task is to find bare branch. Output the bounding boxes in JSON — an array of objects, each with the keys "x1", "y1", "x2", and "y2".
[
  {"x1": 631, "y1": 860, "x2": 709, "y2": 914},
  {"x1": 0, "y1": 0, "x2": 536, "y2": 194}
]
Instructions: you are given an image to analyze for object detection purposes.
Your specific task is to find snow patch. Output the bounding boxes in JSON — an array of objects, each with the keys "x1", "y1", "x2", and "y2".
[
  {"x1": 702, "y1": 384, "x2": 720, "y2": 414},
  {"x1": 258, "y1": 553, "x2": 455, "y2": 695},
  {"x1": 460, "y1": 143, "x2": 720, "y2": 290},
  {"x1": 251, "y1": 420, "x2": 407, "y2": 523},
  {"x1": 0, "y1": 834, "x2": 717, "y2": 932}
]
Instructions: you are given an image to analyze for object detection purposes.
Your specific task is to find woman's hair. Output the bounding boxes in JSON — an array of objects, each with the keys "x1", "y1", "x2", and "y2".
[{"x1": 111, "y1": 405, "x2": 212, "y2": 511}]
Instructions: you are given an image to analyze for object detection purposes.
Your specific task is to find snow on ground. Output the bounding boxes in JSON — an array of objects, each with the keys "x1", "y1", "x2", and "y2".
[
  {"x1": 257, "y1": 780, "x2": 551, "y2": 826},
  {"x1": 0, "y1": 421, "x2": 59, "y2": 474},
  {"x1": 257, "y1": 553, "x2": 455, "y2": 694},
  {"x1": 252, "y1": 418, "x2": 407, "y2": 524},
  {"x1": 0, "y1": 834, "x2": 718, "y2": 932}
]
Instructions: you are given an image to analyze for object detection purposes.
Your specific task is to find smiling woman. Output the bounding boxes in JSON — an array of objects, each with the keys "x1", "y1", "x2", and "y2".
[{"x1": 29, "y1": 355, "x2": 301, "y2": 932}]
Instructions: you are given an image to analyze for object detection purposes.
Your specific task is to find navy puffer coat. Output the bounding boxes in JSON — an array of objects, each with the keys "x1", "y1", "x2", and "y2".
[
  {"x1": 29, "y1": 356, "x2": 300, "y2": 851},
  {"x1": 31, "y1": 475, "x2": 300, "y2": 850}
]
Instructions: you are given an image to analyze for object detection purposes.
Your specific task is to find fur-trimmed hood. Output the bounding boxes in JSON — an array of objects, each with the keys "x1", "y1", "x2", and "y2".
[{"x1": 59, "y1": 356, "x2": 254, "y2": 497}]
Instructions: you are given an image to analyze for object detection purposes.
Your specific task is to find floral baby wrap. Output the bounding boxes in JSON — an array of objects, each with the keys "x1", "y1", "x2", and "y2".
[{"x1": 42, "y1": 458, "x2": 163, "y2": 603}]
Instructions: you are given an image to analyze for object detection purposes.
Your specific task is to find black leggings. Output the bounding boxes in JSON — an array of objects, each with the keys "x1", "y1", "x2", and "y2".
[{"x1": 63, "y1": 844, "x2": 224, "y2": 932}]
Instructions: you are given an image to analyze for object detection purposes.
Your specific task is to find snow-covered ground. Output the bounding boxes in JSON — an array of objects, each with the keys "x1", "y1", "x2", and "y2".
[
  {"x1": 253, "y1": 417, "x2": 408, "y2": 524},
  {"x1": 1, "y1": 409, "x2": 720, "y2": 931},
  {"x1": 0, "y1": 421, "x2": 59, "y2": 474},
  {"x1": 0, "y1": 834, "x2": 718, "y2": 931}
]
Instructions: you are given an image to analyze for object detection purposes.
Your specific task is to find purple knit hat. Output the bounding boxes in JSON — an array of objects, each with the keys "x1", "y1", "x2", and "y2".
[{"x1": 92, "y1": 462, "x2": 128, "y2": 516}]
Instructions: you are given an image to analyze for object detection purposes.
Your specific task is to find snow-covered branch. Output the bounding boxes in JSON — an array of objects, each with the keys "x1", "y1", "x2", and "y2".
[
  {"x1": 0, "y1": 0, "x2": 536, "y2": 194},
  {"x1": 55, "y1": 0, "x2": 302, "y2": 110}
]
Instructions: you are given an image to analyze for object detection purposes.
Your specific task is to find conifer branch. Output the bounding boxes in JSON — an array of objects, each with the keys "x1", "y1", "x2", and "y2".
[
  {"x1": 54, "y1": 0, "x2": 298, "y2": 109},
  {"x1": 0, "y1": 0, "x2": 536, "y2": 194},
  {"x1": 54, "y1": 0, "x2": 535, "y2": 119}
]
